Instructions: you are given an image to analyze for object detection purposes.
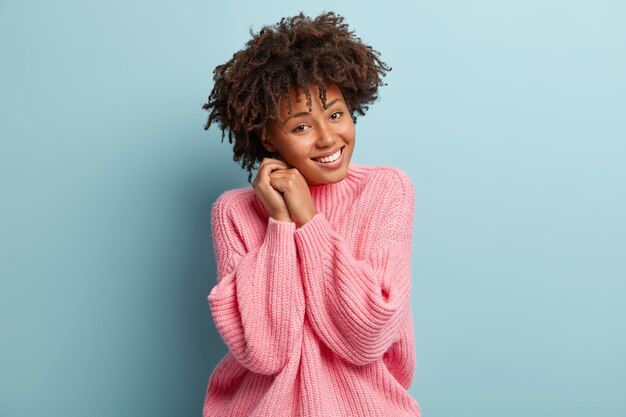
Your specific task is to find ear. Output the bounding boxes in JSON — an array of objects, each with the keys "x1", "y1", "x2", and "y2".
[
  {"x1": 262, "y1": 138, "x2": 277, "y2": 153},
  {"x1": 258, "y1": 127, "x2": 277, "y2": 153}
]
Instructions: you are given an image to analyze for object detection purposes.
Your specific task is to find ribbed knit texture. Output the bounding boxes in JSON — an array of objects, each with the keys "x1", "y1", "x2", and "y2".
[{"x1": 203, "y1": 163, "x2": 421, "y2": 417}]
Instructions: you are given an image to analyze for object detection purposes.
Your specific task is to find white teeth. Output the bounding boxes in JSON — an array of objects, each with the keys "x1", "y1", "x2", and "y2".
[{"x1": 314, "y1": 148, "x2": 342, "y2": 163}]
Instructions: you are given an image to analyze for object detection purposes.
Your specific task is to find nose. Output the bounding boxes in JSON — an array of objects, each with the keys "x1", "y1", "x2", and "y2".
[{"x1": 315, "y1": 121, "x2": 336, "y2": 148}]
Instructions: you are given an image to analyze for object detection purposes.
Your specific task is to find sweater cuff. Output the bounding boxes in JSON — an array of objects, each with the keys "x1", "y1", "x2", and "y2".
[
  {"x1": 293, "y1": 212, "x2": 331, "y2": 257},
  {"x1": 266, "y1": 215, "x2": 296, "y2": 251},
  {"x1": 268, "y1": 215, "x2": 296, "y2": 228}
]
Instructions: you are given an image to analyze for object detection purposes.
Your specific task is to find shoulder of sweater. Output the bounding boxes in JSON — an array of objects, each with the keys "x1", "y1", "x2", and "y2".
[
  {"x1": 213, "y1": 187, "x2": 255, "y2": 206},
  {"x1": 352, "y1": 165, "x2": 415, "y2": 239},
  {"x1": 361, "y1": 165, "x2": 414, "y2": 200},
  {"x1": 211, "y1": 187, "x2": 259, "y2": 222}
]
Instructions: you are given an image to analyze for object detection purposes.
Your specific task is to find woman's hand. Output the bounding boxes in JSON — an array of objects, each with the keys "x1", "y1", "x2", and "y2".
[
  {"x1": 267, "y1": 163, "x2": 318, "y2": 227},
  {"x1": 252, "y1": 158, "x2": 293, "y2": 222}
]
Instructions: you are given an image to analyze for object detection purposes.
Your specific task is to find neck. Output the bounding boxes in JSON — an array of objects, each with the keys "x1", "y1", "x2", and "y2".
[{"x1": 308, "y1": 163, "x2": 369, "y2": 199}]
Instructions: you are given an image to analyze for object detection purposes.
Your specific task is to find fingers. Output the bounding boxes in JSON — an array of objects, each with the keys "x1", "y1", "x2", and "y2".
[
  {"x1": 254, "y1": 157, "x2": 289, "y2": 185},
  {"x1": 260, "y1": 157, "x2": 289, "y2": 171},
  {"x1": 261, "y1": 157, "x2": 287, "y2": 166},
  {"x1": 268, "y1": 168, "x2": 300, "y2": 193}
]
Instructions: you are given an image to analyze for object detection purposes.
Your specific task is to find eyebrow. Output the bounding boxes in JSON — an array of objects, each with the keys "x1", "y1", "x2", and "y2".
[{"x1": 282, "y1": 98, "x2": 343, "y2": 124}]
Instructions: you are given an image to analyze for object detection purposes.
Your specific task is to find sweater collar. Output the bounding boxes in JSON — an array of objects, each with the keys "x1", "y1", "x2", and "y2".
[{"x1": 307, "y1": 163, "x2": 371, "y2": 200}]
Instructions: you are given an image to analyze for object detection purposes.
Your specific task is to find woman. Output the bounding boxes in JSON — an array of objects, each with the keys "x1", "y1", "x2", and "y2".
[{"x1": 201, "y1": 11, "x2": 421, "y2": 417}]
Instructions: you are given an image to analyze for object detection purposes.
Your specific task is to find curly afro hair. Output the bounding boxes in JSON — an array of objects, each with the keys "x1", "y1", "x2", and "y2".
[{"x1": 201, "y1": 11, "x2": 392, "y2": 183}]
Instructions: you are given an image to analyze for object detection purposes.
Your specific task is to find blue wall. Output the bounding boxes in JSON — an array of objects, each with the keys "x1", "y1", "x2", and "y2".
[{"x1": 1, "y1": 1, "x2": 625, "y2": 416}]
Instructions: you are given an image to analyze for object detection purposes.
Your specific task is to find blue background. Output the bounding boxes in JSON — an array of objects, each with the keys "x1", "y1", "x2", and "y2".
[{"x1": 1, "y1": 1, "x2": 625, "y2": 416}]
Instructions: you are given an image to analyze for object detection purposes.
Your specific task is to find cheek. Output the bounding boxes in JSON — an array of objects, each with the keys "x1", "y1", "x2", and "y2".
[
  {"x1": 337, "y1": 121, "x2": 355, "y2": 141},
  {"x1": 282, "y1": 141, "x2": 310, "y2": 159}
]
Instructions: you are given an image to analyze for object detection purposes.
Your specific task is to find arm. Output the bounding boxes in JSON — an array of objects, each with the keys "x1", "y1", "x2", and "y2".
[
  {"x1": 293, "y1": 169, "x2": 415, "y2": 366},
  {"x1": 207, "y1": 193, "x2": 305, "y2": 375},
  {"x1": 383, "y1": 306, "x2": 416, "y2": 389}
]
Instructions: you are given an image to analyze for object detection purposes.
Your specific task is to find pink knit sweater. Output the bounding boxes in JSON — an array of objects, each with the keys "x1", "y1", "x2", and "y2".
[{"x1": 203, "y1": 163, "x2": 421, "y2": 417}]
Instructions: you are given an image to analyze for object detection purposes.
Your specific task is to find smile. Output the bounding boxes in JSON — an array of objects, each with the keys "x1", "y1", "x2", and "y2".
[
  {"x1": 311, "y1": 146, "x2": 345, "y2": 169},
  {"x1": 312, "y1": 146, "x2": 343, "y2": 163}
]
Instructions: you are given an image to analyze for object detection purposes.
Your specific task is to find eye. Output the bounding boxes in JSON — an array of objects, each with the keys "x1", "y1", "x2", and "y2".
[
  {"x1": 330, "y1": 111, "x2": 343, "y2": 120},
  {"x1": 292, "y1": 124, "x2": 309, "y2": 134}
]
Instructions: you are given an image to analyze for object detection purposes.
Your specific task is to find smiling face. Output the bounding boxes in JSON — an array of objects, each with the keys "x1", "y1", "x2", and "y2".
[{"x1": 261, "y1": 82, "x2": 356, "y2": 186}]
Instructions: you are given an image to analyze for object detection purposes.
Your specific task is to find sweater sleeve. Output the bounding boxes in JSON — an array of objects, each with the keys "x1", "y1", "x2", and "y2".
[
  {"x1": 383, "y1": 306, "x2": 416, "y2": 389},
  {"x1": 207, "y1": 193, "x2": 305, "y2": 375},
  {"x1": 293, "y1": 170, "x2": 415, "y2": 366}
]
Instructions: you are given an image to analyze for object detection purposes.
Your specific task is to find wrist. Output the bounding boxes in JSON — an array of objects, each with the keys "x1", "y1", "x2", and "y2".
[
  {"x1": 270, "y1": 213, "x2": 293, "y2": 223},
  {"x1": 296, "y1": 211, "x2": 318, "y2": 228}
]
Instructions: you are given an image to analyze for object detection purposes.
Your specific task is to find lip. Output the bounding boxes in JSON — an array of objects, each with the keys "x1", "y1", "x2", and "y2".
[
  {"x1": 311, "y1": 146, "x2": 345, "y2": 169},
  {"x1": 312, "y1": 146, "x2": 344, "y2": 160}
]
